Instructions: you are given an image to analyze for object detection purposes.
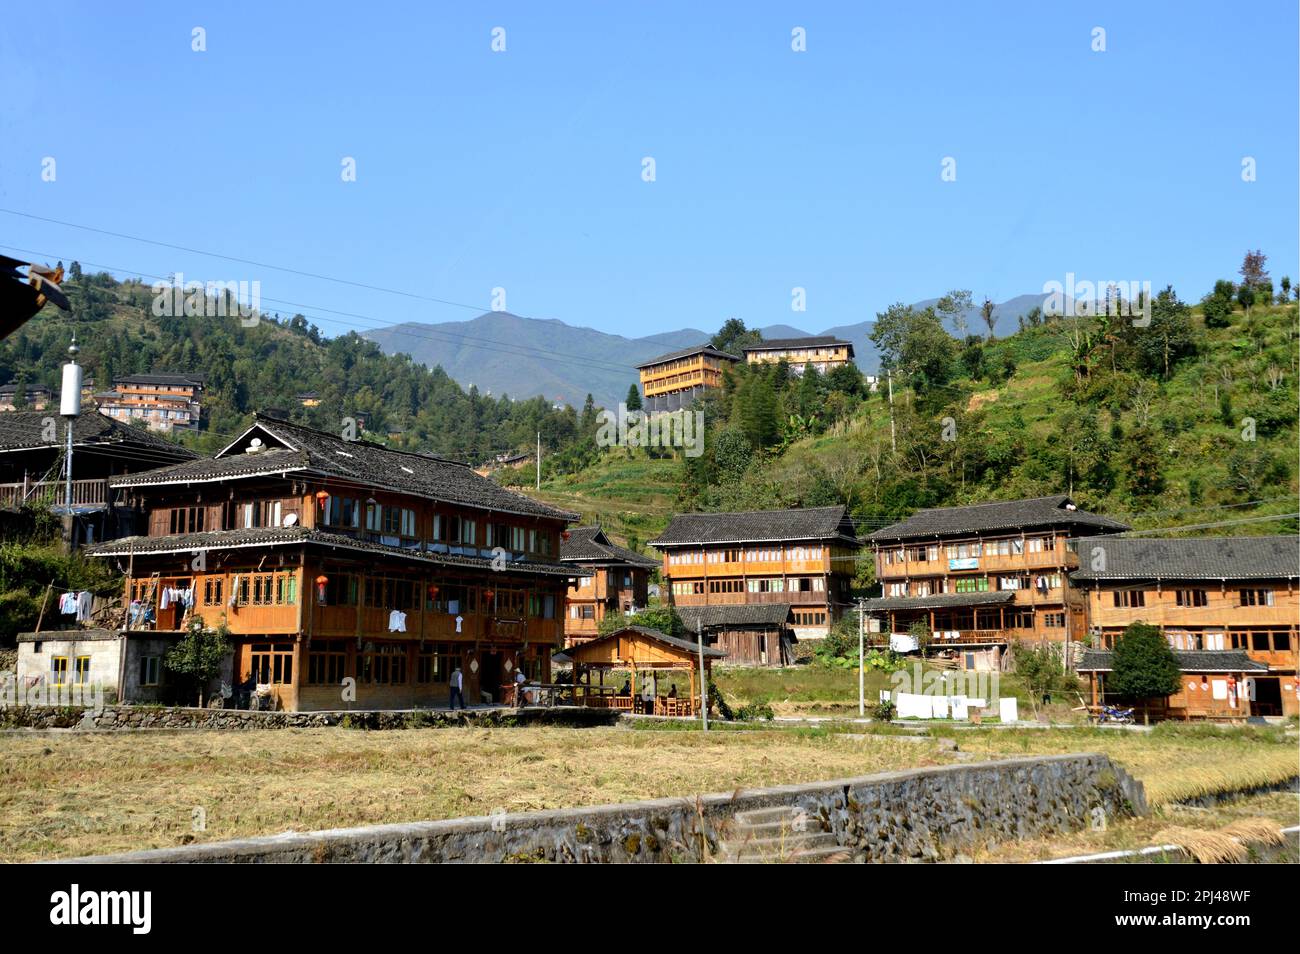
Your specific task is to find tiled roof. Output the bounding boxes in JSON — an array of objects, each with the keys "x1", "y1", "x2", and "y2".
[
  {"x1": 553, "y1": 625, "x2": 727, "y2": 663},
  {"x1": 107, "y1": 414, "x2": 578, "y2": 522},
  {"x1": 742, "y1": 336, "x2": 854, "y2": 354},
  {"x1": 0, "y1": 409, "x2": 197, "y2": 459},
  {"x1": 859, "y1": 591, "x2": 1016, "y2": 612},
  {"x1": 634, "y1": 345, "x2": 741, "y2": 369},
  {"x1": 867, "y1": 495, "x2": 1128, "y2": 542},
  {"x1": 85, "y1": 526, "x2": 585, "y2": 579},
  {"x1": 675, "y1": 603, "x2": 792, "y2": 629},
  {"x1": 1077, "y1": 650, "x2": 1269, "y2": 673},
  {"x1": 1071, "y1": 535, "x2": 1299, "y2": 581},
  {"x1": 113, "y1": 372, "x2": 206, "y2": 386},
  {"x1": 560, "y1": 526, "x2": 658, "y2": 568},
  {"x1": 650, "y1": 505, "x2": 858, "y2": 547}
]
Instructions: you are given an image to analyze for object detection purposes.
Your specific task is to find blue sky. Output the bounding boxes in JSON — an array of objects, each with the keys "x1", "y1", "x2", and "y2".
[{"x1": 2, "y1": 1, "x2": 1295, "y2": 342}]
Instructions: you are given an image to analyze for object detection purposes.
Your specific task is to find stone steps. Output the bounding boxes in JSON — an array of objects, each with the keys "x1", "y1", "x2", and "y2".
[{"x1": 717, "y1": 806, "x2": 856, "y2": 863}]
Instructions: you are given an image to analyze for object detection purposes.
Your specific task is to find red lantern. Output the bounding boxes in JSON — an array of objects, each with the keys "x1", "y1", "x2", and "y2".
[
  {"x1": 561, "y1": 531, "x2": 571, "y2": 541},
  {"x1": 315, "y1": 491, "x2": 330, "y2": 501},
  {"x1": 483, "y1": 589, "x2": 494, "y2": 602},
  {"x1": 315, "y1": 575, "x2": 329, "y2": 602}
]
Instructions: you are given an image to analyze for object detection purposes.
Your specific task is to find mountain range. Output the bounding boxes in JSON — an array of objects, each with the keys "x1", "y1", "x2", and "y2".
[{"x1": 362, "y1": 293, "x2": 1049, "y2": 409}]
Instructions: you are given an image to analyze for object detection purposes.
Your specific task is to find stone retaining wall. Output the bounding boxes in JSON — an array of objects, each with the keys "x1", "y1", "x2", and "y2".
[
  {"x1": 0, "y1": 704, "x2": 619, "y2": 731},
  {"x1": 55, "y1": 753, "x2": 1146, "y2": 864}
]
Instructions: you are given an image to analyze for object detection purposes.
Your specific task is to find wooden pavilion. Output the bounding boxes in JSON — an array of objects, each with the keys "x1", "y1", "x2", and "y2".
[{"x1": 553, "y1": 625, "x2": 725, "y2": 717}]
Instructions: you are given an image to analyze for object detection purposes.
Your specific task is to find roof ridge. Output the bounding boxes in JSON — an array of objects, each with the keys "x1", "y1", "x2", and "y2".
[{"x1": 254, "y1": 413, "x2": 470, "y2": 469}]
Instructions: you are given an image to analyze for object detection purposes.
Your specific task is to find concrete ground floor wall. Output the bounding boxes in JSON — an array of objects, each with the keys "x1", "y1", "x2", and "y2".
[{"x1": 54, "y1": 752, "x2": 1146, "y2": 863}]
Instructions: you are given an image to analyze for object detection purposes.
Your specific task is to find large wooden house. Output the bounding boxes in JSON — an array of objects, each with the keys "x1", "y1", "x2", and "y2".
[
  {"x1": 649, "y1": 506, "x2": 860, "y2": 665},
  {"x1": 863, "y1": 495, "x2": 1128, "y2": 669},
  {"x1": 1072, "y1": 535, "x2": 1299, "y2": 717},
  {"x1": 80, "y1": 414, "x2": 583, "y2": 710},
  {"x1": 635, "y1": 345, "x2": 739, "y2": 413},
  {"x1": 741, "y1": 336, "x2": 855, "y2": 376},
  {"x1": 559, "y1": 526, "x2": 657, "y2": 646}
]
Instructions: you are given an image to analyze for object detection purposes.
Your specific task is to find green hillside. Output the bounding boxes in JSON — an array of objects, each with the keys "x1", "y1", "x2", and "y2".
[{"x1": 532, "y1": 269, "x2": 1299, "y2": 546}]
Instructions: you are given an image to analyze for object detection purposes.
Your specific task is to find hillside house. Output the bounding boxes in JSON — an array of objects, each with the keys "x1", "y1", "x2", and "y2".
[
  {"x1": 741, "y1": 336, "x2": 855, "y2": 375},
  {"x1": 1072, "y1": 535, "x2": 1299, "y2": 717},
  {"x1": 635, "y1": 345, "x2": 739, "y2": 413},
  {"x1": 78, "y1": 414, "x2": 584, "y2": 711},
  {"x1": 96, "y1": 372, "x2": 205, "y2": 432},
  {"x1": 559, "y1": 526, "x2": 657, "y2": 646},
  {"x1": 863, "y1": 495, "x2": 1129, "y2": 669},
  {"x1": 650, "y1": 506, "x2": 860, "y2": 665}
]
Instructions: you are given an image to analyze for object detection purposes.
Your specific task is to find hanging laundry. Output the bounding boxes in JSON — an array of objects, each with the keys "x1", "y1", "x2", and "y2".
[
  {"x1": 59, "y1": 592, "x2": 78, "y2": 615},
  {"x1": 75, "y1": 591, "x2": 92, "y2": 621},
  {"x1": 387, "y1": 609, "x2": 407, "y2": 633},
  {"x1": 228, "y1": 575, "x2": 240, "y2": 607},
  {"x1": 160, "y1": 587, "x2": 172, "y2": 610}
]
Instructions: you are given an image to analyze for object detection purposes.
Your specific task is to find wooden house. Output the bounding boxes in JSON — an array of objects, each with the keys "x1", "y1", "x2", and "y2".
[
  {"x1": 741, "y1": 336, "x2": 855, "y2": 375},
  {"x1": 650, "y1": 505, "x2": 860, "y2": 664},
  {"x1": 635, "y1": 345, "x2": 739, "y2": 413},
  {"x1": 559, "y1": 526, "x2": 657, "y2": 646},
  {"x1": 1072, "y1": 535, "x2": 1299, "y2": 716},
  {"x1": 1076, "y1": 649, "x2": 1271, "y2": 721},
  {"x1": 96, "y1": 372, "x2": 205, "y2": 432},
  {"x1": 863, "y1": 495, "x2": 1129, "y2": 669},
  {"x1": 84, "y1": 413, "x2": 584, "y2": 711},
  {"x1": 0, "y1": 409, "x2": 196, "y2": 545}
]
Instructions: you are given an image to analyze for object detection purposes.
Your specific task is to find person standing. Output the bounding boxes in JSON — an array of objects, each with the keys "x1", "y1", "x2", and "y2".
[
  {"x1": 514, "y1": 667, "x2": 528, "y2": 708},
  {"x1": 449, "y1": 664, "x2": 465, "y2": 710}
]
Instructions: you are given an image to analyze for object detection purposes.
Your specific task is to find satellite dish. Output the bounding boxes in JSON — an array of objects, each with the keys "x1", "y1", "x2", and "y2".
[{"x1": 283, "y1": 513, "x2": 298, "y2": 527}]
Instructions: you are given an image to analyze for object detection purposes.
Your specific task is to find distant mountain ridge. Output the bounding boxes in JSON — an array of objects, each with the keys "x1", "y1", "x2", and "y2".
[{"x1": 363, "y1": 293, "x2": 1050, "y2": 409}]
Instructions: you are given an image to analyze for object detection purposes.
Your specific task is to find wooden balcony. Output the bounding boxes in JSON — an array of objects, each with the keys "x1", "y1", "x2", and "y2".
[
  {"x1": 871, "y1": 628, "x2": 1009, "y2": 647},
  {"x1": 0, "y1": 478, "x2": 109, "y2": 511}
]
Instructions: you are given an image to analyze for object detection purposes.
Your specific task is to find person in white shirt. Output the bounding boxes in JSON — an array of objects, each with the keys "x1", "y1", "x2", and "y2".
[
  {"x1": 514, "y1": 668, "x2": 527, "y2": 708},
  {"x1": 449, "y1": 665, "x2": 465, "y2": 710}
]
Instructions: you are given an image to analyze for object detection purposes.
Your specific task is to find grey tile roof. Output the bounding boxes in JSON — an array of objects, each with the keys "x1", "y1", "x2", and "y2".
[
  {"x1": 859, "y1": 591, "x2": 1016, "y2": 612},
  {"x1": 867, "y1": 495, "x2": 1128, "y2": 542},
  {"x1": 107, "y1": 414, "x2": 578, "y2": 522},
  {"x1": 634, "y1": 344, "x2": 741, "y2": 369},
  {"x1": 1077, "y1": 650, "x2": 1269, "y2": 673},
  {"x1": 742, "y1": 336, "x2": 854, "y2": 356},
  {"x1": 1071, "y1": 535, "x2": 1300, "y2": 581},
  {"x1": 553, "y1": 625, "x2": 727, "y2": 662},
  {"x1": 559, "y1": 526, "x2": 658, "y2": 568},
  {"x1": 650, "y1": 505, "x2": 858, "y2": 547},
  {"x1": 85, "y1": 526, "x2": 586, "y2": 579},
  {"x1": 675, "y1": 603, "x2": 793, "y2": 629},
  {"x1": 113, "y1": 372, "x2": 205, "y2": 387},
  {"x1": 0, "y1": 409, "x2": 197, "y2": 460}
]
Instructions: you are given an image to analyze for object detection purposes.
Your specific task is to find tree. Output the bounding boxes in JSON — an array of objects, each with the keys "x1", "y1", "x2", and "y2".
[
  {"x1": 1108, "y1": 622, "x2": 1181, "y2": 702},
  {"x1": 598, "y1": 603, "x2": 684, "y2": 639},
  {"x1": 1238, "y1": 249, "x2": 1269, "y2": 291},
  {"x1": 1121, "y1": 426, "x2": 1165, "y2": 501},
  {"x1": 738, "y1": 374, "x2": 781, "y2": 448},
  {"x1": 869, "y1": 303, "x2": 958, "y2": 394},
  {"x1": 935, "y1": 289, "x2": 973, "y2": 338},
  {"x1": 165, "y1": 617, "x2": 232, "y2": 707},
  {"x1": 1124, "y1": 285, "x2": 1196, "y2": 378},
  {"x1": 1280, "y1": 276, "x2": 1292, "y2": 303},
  {"x1": 980, "y1": 297, "x2": 997, "y2": 340},
  {"x1": 624, "y1": 384, "x2": 642, "y2": 411},
  {"x1": 1010, "y1": 641, "x2": 1073, "y2": 717},
  {"x1": 710, "y1": 317, "x2": 762, "y2": 355}
]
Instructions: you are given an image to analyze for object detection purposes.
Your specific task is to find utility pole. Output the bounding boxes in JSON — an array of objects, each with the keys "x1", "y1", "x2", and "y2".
[
  {"x1": 886, "y1": 369, "x2": 896, "y2": 453},
  {"x1": 697, "y1": 617, "x2": 708, "y2": 732},
  {"x1": 536, "y1": 431, "x2": 541, "y2": 490},
  {"x1": 59, "y1": 337, "x2": 82, "y2": 554},
  {"x1": 858, "y1": 598, "x2": 866, "y2": 717}
]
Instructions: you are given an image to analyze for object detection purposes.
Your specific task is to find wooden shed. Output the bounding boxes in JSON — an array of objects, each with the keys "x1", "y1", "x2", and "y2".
[
  {"x1": 1077, "y1": 649, "x2": 1270, "y2": 721},
  {"x1": 553, "y1": 625, "x2": 725, "y2": 716}
]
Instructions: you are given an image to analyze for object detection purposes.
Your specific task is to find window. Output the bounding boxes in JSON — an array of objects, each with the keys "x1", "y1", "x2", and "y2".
[
  {"x1": 1043, "y1": 613, "x2": 1066, "y2": 628},
  {"x1": 528, "y1": 593, "x2": 556, "y2": 618},
  {"x1": 1239, "y1": 589, "x2": 1274, "y2": 607},
  {"x1": 955, "y1": 577, "x2": 989, "y2": 593},
  {"x1": 202, "y1": 577, "x2": 224, "y2": 606},
  {"x1": 570, "y1": 604, "x2": 596, "y2": 619},
  {"x1": 416, "y1": 644, "x2": 457, "y2": 684},
  {"x1": 1176, "y1": 589, "x2": 1208, "y2": 607},
  {"x1": 510, "y1": 527, "x2": 527, "y2": 551},
  {"x1": 50, "y1": 656, "x2": 69, "y2": 686},
  {"x1": 365, "y1": 577, "x2": 417, "y2": 610},
  {"x1": 139, "y1": 655, "x2": 161, "y2": 686},
  {"x1": 74, "y1": 656, "x2": 91, "y2": 685},
  {"x1": 325, "y1": 496, "x2": 362, "y2": 529},
  {"x1": 1112, "y1": 590, "x2": 1146, "y2": 608},
  {"x1": 249, "y1": 643, "x2": 293, "y2": 685},
  {"x1": 1009, "y1": 609, "x2": 1034, "y2": 629},
  {"x1": 793, "y1": 610, "x2": 827, "y2": 626},
  {"x1": 168, "y1": 506, "x2": 206, "y2": 534},
  {"x1": 323, "y1": 574, "x2": 359, "y2": 606},
  {"x1": 356, "y1": 643, "x2": 407, "y2": 685},
  {"x1": 708, "y1": 579, "x2": 744, "y2": 594},
  {"x1": 235, "y1": 572, "x2": 298, "y2": 606},
  {"x1": 307, "y1": 640, "x2": 348, "y2": 685},
  {"x1": 1026, "y1": 537, "x2": 1045, "y2": 553},
  {"x1": 381, "y1": 505, "x2": 416, "y2": 538}
]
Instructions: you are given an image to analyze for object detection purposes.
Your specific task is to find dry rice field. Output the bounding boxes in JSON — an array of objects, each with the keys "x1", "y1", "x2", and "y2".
[{"x1": 1, "y1": 722, "x2": 1295, "y2": 861}]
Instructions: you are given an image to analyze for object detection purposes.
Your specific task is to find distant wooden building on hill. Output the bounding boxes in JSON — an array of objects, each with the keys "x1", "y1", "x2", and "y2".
[{"x1": 635, "y1": 344, "x2": 739, "y2": 413}]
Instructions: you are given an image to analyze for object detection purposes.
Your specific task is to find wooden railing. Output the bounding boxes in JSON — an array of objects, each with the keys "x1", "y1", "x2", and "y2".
[{"x1": 0, "y1": 478, "x2": 109, "y2": 510}]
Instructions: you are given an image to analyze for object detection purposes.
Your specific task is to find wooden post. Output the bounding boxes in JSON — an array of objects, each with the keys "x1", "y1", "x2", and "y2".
[{"x1": 33, "y1": 580, "x2": 54, "y2": 634}]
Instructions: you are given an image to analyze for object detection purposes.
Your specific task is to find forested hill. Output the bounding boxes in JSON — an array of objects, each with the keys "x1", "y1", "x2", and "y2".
[{"x1": 0, "y1": 269, "x2": 596, "y2": 466}]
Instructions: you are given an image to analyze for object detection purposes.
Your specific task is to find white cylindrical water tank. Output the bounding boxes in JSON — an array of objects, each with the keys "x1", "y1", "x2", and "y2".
[{"x1": 60, "y1": 361, "x2": 83, "y2": 417}]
